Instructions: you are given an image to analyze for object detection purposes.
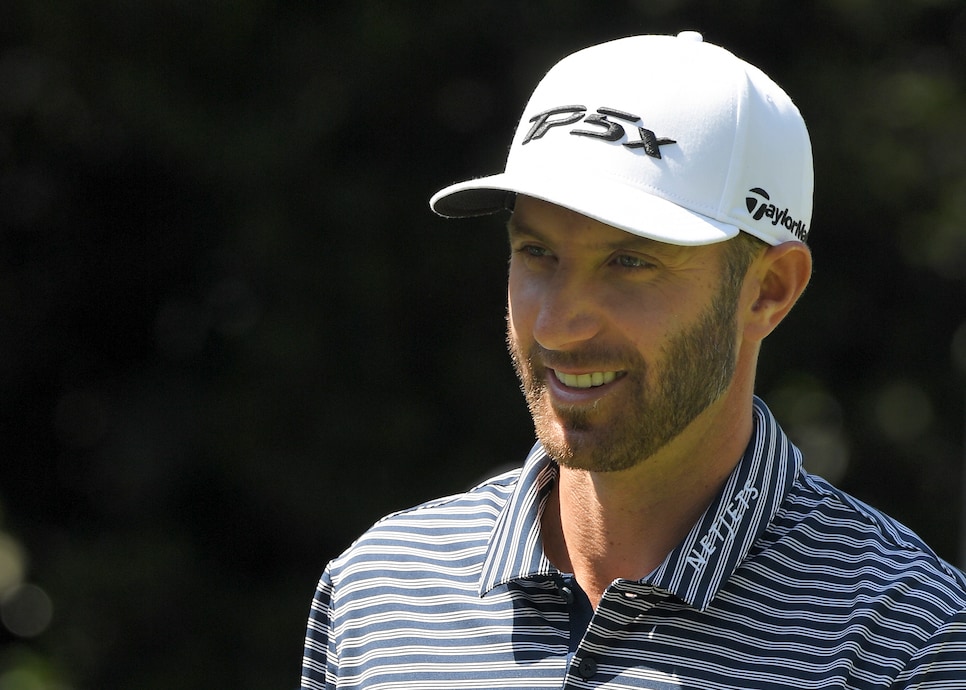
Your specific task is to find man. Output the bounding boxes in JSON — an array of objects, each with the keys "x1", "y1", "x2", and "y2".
[{"x1": 301, "y1": 32, "x2": 966, "y2": 688}]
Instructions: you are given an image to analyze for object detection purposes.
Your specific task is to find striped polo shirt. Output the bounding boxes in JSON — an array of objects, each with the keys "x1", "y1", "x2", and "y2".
[{"x1": 301, "y1": 397, "x2": 966, "y2": 688}]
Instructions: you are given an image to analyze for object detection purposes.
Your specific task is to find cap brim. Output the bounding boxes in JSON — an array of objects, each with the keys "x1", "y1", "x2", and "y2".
[{"x1": 430, "y1": 169, "x2": 739, "y2": 246}]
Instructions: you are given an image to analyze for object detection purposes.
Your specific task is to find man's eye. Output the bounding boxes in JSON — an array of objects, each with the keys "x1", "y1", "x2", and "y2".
[
  {"x1": 519, "y1": 245, "x2": 551, "y2": 258},
  {"x1": 615, "y1": 254, "x2": 653, "y2": 269}
]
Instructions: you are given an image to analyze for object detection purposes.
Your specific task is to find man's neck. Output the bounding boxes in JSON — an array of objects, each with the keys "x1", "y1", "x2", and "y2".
[{"x1": 540, "y1": 393, "x2": 754, "y2": 608}]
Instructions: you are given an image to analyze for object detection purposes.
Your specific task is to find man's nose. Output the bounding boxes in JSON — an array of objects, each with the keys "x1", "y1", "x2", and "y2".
[{"x1": 531, "y1": 268, "x2": 605, "y2": 352}]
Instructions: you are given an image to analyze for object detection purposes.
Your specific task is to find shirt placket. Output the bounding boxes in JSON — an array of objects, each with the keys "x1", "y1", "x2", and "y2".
[{"x1": 560, "y1": 581, "x2": 671, "y2": 688}]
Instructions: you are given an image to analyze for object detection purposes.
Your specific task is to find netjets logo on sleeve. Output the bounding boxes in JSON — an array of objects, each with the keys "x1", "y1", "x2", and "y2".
[{"x1": 745, "y1": 188, "x2": 808, "y2": 241}]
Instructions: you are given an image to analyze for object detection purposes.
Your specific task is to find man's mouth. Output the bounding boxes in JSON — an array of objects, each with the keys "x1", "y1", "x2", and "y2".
[{"x1": 553, "y1": 370, "x2": 619, "y2": 389}]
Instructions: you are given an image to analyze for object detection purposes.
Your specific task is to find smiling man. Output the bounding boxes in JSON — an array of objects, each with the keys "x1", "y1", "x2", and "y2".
[
  {"x1": 502, "y1": 194, "x2": 805, "y2": 607},
  {"x1": 301, "y1": 33, "x2": 966, "y2": 689}
]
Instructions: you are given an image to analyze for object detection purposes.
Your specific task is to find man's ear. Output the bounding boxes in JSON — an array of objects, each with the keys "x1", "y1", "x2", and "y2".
[{"x1": 743, "y1": 241, "x2": 812, "y2": 344}]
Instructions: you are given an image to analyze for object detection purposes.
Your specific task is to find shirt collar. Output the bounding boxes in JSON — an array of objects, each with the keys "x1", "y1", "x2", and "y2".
[
  {"x1": 478, "y1": 397, "x2": 803, "y2": 609},
  {"x1": 478, "y1": 442, "x2": 558, "y2": 597}
]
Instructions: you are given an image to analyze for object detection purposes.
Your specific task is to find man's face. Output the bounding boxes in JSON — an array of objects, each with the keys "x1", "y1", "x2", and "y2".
[{"x1": 506, "y1": 196, "x2": 745, "y2": 473}]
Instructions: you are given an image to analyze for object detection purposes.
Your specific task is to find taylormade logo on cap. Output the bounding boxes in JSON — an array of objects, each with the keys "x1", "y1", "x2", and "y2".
[
  {"x1": 746, "y1": 188, "x2": 808, "y2": 242},
  {"x1": 430, "y1": 32, "x2": 813, "y2": 247}
]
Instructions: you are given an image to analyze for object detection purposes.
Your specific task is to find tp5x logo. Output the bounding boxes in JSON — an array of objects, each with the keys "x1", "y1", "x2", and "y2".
[{"x1": 521, "y1": 105, "x2": 677, "y2": 159}]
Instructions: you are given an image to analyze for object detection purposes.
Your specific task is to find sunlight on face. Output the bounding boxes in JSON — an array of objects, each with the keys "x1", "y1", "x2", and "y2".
[{"x1": 506, "y1": 199, "x2": 744, "y2": 472}]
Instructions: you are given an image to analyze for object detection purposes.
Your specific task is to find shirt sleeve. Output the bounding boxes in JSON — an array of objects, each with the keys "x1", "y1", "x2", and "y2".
[
  {"x1": 893, "y1": 608, "x2": 966, "y2": 688},
  {"x1": 300, "y1": 565, "x2": 336, "y2": 690}
]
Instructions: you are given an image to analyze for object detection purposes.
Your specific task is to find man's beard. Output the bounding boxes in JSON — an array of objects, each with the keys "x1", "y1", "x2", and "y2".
[{"x1": 507, "y1": 287, "x2": 740, "y2": 473}]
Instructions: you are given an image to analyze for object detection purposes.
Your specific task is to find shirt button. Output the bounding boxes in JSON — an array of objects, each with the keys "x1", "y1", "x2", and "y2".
[
  {"x1": 559, "y1": 585, "x2": 575, "y2": 605},
  {"x1": 577, "y1": 656, "x2": 598, "y2": 679}
]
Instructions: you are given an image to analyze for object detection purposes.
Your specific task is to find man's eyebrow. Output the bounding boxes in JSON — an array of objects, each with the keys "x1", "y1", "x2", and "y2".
[
  {"x1": 506, "y1": 217, "x2": 686, "y2": 257},
  {"x1": 506, "y1": 217, "x2": 541, "y2": 240}
]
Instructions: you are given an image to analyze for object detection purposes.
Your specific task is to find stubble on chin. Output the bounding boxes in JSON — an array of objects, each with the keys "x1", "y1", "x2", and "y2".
[
  {"x1": 506, "y1": 329, "x2": 651, "y2": 473},
  {"x1": 505, "y1": 286, "x2": 739, "y2": 474}
]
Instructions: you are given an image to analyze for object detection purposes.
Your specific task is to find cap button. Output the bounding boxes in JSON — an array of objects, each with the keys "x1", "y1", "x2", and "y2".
[{"x1": 676, "y1": 31, "x2": 704, "y2": 42}]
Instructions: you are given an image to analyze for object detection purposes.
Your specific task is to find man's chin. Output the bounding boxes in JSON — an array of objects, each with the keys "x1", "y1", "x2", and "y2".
[
  {"x1": 552, "y1": 447, "x2": 646, "y2": 474},
  {"x1": 537, "y1": 426, "x2": 647, "y2": 474}
]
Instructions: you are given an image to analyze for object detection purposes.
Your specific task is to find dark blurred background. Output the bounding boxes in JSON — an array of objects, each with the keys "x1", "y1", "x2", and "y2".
[{"x1": 1, "y1": 1, "x2": 965, "y2": 688}]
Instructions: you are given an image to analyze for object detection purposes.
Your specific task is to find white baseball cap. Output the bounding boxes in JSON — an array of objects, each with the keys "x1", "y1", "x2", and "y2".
[{"x1": 430, "y1": 32, "x2": 812, "y2": 246}]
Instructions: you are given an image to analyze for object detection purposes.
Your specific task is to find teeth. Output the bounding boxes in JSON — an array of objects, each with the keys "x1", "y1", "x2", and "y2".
[{"x1": 554, "y1": 370, "x2": 618, "y2": 389}]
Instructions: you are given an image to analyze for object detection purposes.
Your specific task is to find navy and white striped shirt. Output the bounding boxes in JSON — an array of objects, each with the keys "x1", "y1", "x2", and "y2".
[{"x1": 301, "y1": 398, "x2": 966, "y2": 688}]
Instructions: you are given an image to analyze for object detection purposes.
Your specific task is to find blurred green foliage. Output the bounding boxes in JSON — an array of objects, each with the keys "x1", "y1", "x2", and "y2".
[{"x1": 1, "y1": 1, "x2": 965, "y2": 688}]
